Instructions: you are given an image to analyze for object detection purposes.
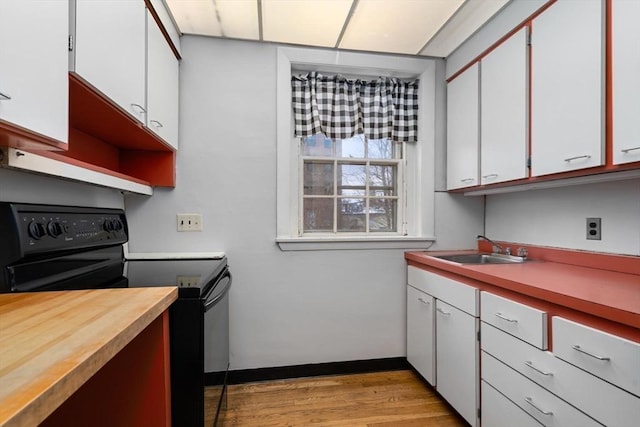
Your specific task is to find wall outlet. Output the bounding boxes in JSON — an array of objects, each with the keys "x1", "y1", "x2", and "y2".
[
  {"x1": 177, "y1": 213, "x2": 203, "y2": 231},
  {"x1": 177, "y1": 275, "x2": 201, "y2": 287},
  {"x1": 586, "y1": 217, "x2": 601, "y2": 240}
]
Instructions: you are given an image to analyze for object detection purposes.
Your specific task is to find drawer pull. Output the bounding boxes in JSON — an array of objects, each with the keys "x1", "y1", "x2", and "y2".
[
  {"x1": 571, "y1": 345, "x2": 610, "y2": 361},
  {"x1": 417, "y1": 297, "x2": 430, "y2": 305},
  {"x1": 495, "y1": 312, "x2": 518, "y2": 323},
  {"x1": 460, "y1": 178, "x2": 475, "y2": 183},
  {"x1": 150, "y1": 119, "x2": 164, "y2": 128},
  {"x1": 524, "y1": 361, "x2": 553, "y2": 376},
  {"x1": 525, "y1": 397, "x2": 553, "y2": 416},
  {"x1": 621, "y1": 146, "x2": 640, "y2": 153},
  {"x1": 436, "y1": 308, "x2": 451, "y2": 316},
  {"x1": 0, "y1": 91, "x2": 11, "y2": 100},
  {"x1": 131, "y1": 103, "x2": 147, "y2": 114}
]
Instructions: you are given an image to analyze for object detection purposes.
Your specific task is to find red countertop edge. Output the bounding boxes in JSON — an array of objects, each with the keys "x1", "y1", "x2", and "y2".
[{"x1": 405, "y1": 249, "x2": 640, "y2": 345}]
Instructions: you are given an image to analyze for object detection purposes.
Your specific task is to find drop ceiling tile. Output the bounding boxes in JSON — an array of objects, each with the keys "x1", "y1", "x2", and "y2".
[
  {"x1": 262, "y1": 0, "x2": 353, "y2": 47},
  {"x1": 340, "y1": 0, "x2": 464, "y2": 55},
  {"x1": 166, "y1": 0, "x2": 259, "y2": 39}
]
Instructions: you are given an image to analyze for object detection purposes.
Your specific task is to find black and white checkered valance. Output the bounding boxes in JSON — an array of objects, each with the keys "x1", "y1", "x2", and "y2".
[{"x1": 291, "y1": 72, "x2": 419, "y2": 142}]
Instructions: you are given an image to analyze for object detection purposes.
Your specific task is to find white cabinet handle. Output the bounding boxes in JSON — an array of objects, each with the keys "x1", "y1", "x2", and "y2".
[
  {"x1": 525, "y1": 397, "x2": 553, "y2": 416},
  {"x1": 417, "y1": 297, "x2": 430, "y2": 305},
  {"x1": 571, "y1": 345, "x2": 610, "y2": 361},
  {"x1": 482, "y1": 173, "x2": 498, "y2": 179},
  {"x1": 130, "y1": 103, "x2": 147, "y2": 114},
  {"x1": 0, "y1": 91, "x2": 11, "y2": 100},
  {"x1": 436, "y1": 307, "x2": 451, "y2": 316},
  {"x1": 495, "y1": 312, "x2": 518, "y2": 323},
  {"x1": 524, "y1": 360, "x2": 553, "y2": 376},
  {"x1": 621, "y1": 146, "x2": 640, "y2": 153},
  {"x1": 149, "y1": 119, "x2": 164, "y2": 128},
  {"x1": 460, "y1": 178, "x2": 475, "y2": 183},
  {"x1": 564, "y1": 155, "x2": 591, "y2": 162}
]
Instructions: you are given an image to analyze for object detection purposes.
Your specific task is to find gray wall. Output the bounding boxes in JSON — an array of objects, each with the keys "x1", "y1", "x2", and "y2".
[{"x1": 125, "y1": 36, "x2": 483, "y2": 370}]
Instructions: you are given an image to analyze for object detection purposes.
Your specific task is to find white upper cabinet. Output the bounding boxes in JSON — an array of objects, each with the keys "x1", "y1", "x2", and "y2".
[
  {"x1": 0, "y1": 0, "x2": 68, "y2": 144},
  {"x1": 146, "y1": 11, "x2": 179, "y2": 149},
  {"x1": 72, "y1": 0, "x2": 147, "y2": 124},
  {"x1": 480, "y1": 27, "x2": 529, "y2": 185},
  {"x1": 447, "y1": 62, "x2": 479, "y2": 190},
  {"x1": 612, "y1": 0, "x2": 640, "y2": 165},
  {"x1": 531, "y1": 0, "x2": 604, "y2": 176}
]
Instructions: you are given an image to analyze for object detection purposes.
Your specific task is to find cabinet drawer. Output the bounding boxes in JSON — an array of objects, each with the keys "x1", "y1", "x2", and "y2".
[
  {"x1": 407, "y1": 266, "x2": 478, "y2": 316},
  {"x1": 481, "y1": 292, "x2": 548, "y2": 349},
  {"x1": 482, "y1": 322, "x2": 640, "y2": 427},
  {"x1": 553, "y1": 316, "x2": 640, "y2": 397},
  {"x1": 482, "y1": 352, "x2": 601, "y2": 427},
  {"x1": 482, "y1": 380, "x2": 542, "y2": 427}
]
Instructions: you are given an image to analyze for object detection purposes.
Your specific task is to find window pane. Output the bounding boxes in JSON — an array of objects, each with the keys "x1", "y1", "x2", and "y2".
[
  {"x1": 369, "y1": 199, "x2": 397, "y2": 232},
  {"x1": 338, "y1": 198, "x2": 366, "y2": 232},
  {"x1": 304, "y1": 162, "x2": 334, "y2": 195},
  {"x1": 336, "y1": 134, "x2": 365, "y2": 158},
  {"x1": 368, "y1": 138, "x2": 395, "y2": 159},
  {"x1": 302, "y1": 134, "x2": 333, "y2": 156},
  {"x1": 369, "y1": 164, "x2": 397, "y2": 196},
  {"x1": 338, "y1": 163, "x2": 366, "y2": 187},
  {"x1": 303, "y1": 198, "x2": 334, "y2": 232}
]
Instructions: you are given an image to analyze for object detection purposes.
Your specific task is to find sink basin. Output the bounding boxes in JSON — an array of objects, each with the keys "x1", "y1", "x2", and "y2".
[{"x1": 433, "y1": 253, "x2": 526, "y2": 265}]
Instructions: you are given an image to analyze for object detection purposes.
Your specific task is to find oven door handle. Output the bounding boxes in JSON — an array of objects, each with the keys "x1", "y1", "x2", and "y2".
[{"x1": 204, "y1": 270, "x2": 232, "y2": 312}]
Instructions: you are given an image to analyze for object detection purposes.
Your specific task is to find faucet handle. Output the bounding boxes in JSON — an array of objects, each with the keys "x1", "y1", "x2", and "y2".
[
  {"x1": 517, "y1": 247, "x2": 528, "y2": 258},
  {"x1": 492, "y1": 245, "x2": 502, "y2": 254},
  {"x1": 505, "y1": 247, "x2": 512, "y2": 256}
]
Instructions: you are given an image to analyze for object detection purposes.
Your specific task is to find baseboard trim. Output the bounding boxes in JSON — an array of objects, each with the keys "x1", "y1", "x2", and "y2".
[{"x1": 227, "y1": 357, "x2": 410, "y2": 385}]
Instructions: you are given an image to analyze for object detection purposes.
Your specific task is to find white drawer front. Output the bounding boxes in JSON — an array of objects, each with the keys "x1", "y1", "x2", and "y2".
[
  {"x1": 482, "y1": 380, "x2": 543, "y2": 427},
  {"x1": 407, "y1": 266, "x2": 478, "y2": 316},
  {"x1": 482, "y1": 352, "x2": 602, "y2": 427},
  {"x1": 553, "y1": 316, "x2": 640, "y2": 397},
  {"x1": 481, "y1": 291, "x2": 548, "y2": 349},
  {"x1": 482, "y1": 322, "x2": 640, "y2": 427}
]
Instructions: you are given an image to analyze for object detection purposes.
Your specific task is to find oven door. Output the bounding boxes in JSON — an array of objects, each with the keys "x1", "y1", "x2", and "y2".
[{"x1": 203, "y1": 267, "x2": 231, "y2": 426}]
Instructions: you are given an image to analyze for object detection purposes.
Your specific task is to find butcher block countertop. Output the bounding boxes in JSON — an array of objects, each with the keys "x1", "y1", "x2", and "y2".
[
  {"x1": 0, "y1": 287, "x2": 177, "y2": 427},
  {"x1": 406, "y1": 249, "x2": 640, "y2": 334}
]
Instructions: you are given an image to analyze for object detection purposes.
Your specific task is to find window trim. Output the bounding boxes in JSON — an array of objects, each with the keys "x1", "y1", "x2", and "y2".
[{"x1": 276, "y1": 46, "x2": 437, "y2": 251}]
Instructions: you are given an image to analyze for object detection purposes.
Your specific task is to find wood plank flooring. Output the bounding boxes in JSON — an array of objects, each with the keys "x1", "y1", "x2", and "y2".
[{"x1": 205, "y1": 370, "x2": 467, "y2": 427}]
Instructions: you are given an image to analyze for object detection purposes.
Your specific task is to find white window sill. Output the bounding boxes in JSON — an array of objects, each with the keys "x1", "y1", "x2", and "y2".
[{"x1": 276, "y1": 236, "x2": 436, "y2": 251}]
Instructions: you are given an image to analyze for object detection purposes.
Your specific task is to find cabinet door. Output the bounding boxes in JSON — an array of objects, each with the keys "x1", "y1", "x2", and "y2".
[
  {"x1": 147, "y1": 11, "x2": 179, "y2": 149},
  {"x1": 612, "y1": 0, "x2": 640, "y2": 164},
  {"x1": 0, "y1": 0, "x2": 68, "y2": 143},
  {"x1": 531, "y1": 0, "x2": 604, "y2": 176},
  {"x1": 436, "y1": 300, "x2": 479, "y2": 427},
  {"x1": 447, "y1": 63, "x2": 479, "y2": 190},
  {"x1": 481, "y1": 27, "x2": 528, "y2": 185},
  {"x1": 73, "y1": 0, "x2": 146, "y2": 123},
  {"x1": 406, "y1": 286, "x2": 435, "y2": 385}
]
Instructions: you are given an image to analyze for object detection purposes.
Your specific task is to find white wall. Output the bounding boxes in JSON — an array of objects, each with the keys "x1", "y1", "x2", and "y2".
[
  {"x1": 0, "y1": 168, "x2": 124, "y2": 208},
  {"x1": 486, "y1": 179, "x2": 640, "y2": 255},
  {"x1": 124, "y1": 36, "x2": 481, "y2": 370}
]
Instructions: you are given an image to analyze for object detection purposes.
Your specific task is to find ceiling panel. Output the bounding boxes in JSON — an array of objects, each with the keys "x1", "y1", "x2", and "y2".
[
  {"x1": 262, "y1": 0, "x2": 353, "y2": 47},
  {"x1": 166, "y1": 0, "x2": 259, "y2": 39},
  {"x1": 340, "y1": 0, "x2": 464, "y2": 55}
]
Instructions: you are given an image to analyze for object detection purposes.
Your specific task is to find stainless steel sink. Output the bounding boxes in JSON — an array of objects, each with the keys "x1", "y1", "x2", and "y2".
[{"x1": 432, "y1": 253, "x2": 527, "y2": 264}]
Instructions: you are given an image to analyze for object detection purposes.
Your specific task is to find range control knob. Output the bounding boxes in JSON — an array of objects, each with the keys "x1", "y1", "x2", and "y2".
[
  {"x1": 47, "y1": 221, "x2": 64, "y2": 238},
  {"x1": 28, "y1": 221, "x2": 46, "y2": 240},
  {"x1": 103, "y1": 220, "x2": 114, "y2": 232},
  {"x1": 112, "y1": 219, "x2": 123, "y2": 231}
]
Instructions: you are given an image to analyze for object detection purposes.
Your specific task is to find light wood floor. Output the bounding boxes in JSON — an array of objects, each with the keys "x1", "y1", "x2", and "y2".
[{"x1": 206, "y1": 370, "x2": 467, "y2": 427}]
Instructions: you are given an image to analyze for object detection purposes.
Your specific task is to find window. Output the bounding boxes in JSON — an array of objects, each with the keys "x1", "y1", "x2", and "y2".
[
  {"x1": 276, "y1": 47, "x2": 436, "y2": 250},
  {"x1": 301, "y1": 133, "x2": 404, "y2": 235}
]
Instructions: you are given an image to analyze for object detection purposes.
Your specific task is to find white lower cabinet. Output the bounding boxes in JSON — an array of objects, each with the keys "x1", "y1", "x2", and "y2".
[
  {"x1": 406, "y1": 267, "x2": 479, "y2": 427},
  {"x1": 482, "y1": 380, "x2": 542, "y2": 427},
  {"x1": 482, "y1": 352, "x2": 602, "y2": 427},
  {"x1": 436, "y1": 300, "x2": 479, "y2": 427},
  {"x1": 406, "y1": 285, "x2": 435, "y2": 385}
]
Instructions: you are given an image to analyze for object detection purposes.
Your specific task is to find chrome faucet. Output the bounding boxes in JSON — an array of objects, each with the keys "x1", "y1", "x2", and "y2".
[{"x1": 477, "y1": 235, "x2": 507, "y2": 255}]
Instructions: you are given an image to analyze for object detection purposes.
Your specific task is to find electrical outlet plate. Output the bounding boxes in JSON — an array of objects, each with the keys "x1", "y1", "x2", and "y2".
[
  {"x1": 177, "y1": 275, "x2": 201, "y2": 287},
  {"x1": 586, "y1": 217, "x2": 601, "y2": 240},
  {"x1": 177, "y1": 213, "x2": 203, "y2": 231}
]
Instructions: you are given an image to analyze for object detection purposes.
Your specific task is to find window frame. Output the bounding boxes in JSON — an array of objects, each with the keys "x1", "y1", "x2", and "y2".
[{"x1": 276, "y1": 46, "x2": 437, "y2": 251}]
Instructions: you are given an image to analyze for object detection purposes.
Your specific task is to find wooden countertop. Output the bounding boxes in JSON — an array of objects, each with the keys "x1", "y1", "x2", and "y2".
[
  {"x1": 406, "y1": 250, "x2": 640, "y2": 331},
  {"x1": 0, "y1": 287, "x2": 178, "y2": 427}
]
